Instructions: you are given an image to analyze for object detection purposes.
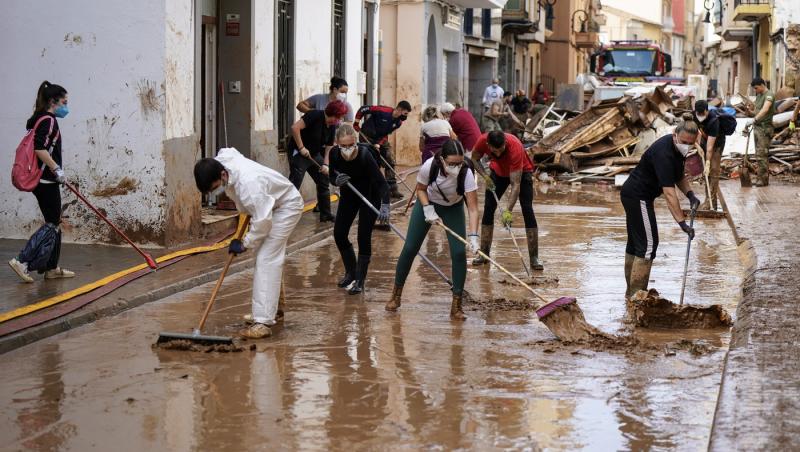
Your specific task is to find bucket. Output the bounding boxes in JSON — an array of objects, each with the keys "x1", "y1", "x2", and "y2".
[{"x1": 684, "y1": 151, "x2": 704, "y2": 177}]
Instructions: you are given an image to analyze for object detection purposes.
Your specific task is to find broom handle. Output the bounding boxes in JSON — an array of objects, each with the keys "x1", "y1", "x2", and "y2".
[
  {"x1": 489, "y1": 189, "x2": 531, "y2": 277},
  {"x1": 65, "y1": 183, "x2": 152, "y2": 262},
  {"x1": 437, "y1": 222, "x2": 548, "y2": 304},
  {"x1": 359, "y1": 132, "x2": 415, "y2": 194},
  {"x1": 196, "y1": 215, "x2": 250, "y2": 332}
]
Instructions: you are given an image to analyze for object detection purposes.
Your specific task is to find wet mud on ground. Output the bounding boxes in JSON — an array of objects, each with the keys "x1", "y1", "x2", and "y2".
[{"x1": 0, "y1": 184, "x2": 745, "y2": 450}]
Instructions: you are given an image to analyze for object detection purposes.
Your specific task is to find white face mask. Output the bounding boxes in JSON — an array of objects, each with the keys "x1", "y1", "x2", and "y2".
[
  {"x1": 340, "y1": 145, "x2": 357, "y2": 160},
  {"x1": 673, "y1": 137, "x2": 691, "y2": 156},
  {"x1": 211, "y1": 182, "x2": 226, "y2": 197},
  {"x1": 336, "y1": 92, "x2": 347, "y2": 102},
  {"x1": 442, "y1": 160, "x2": 462, "y2": 177},
  {"x1": 696, "y1": 114, "x2": 707, "y2": 123}
]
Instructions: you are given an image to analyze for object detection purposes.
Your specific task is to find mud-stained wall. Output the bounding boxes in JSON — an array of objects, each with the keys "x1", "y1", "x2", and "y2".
[
  {"x1": 0, "y1": 0, "x2": 169, "y2": 244},
  {"x1": 163, "y1": 136, "x2": 201, "y2": 245}
]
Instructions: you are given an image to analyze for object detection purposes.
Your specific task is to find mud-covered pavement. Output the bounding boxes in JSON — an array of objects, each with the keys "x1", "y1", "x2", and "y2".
[{"x1": 0, "y1": 185, "x2": 745, "y2": 450}]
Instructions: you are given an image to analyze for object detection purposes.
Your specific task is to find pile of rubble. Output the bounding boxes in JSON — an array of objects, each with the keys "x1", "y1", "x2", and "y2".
[{"x1": 525, "y1": 86, "x2": 679, "y2": 182}]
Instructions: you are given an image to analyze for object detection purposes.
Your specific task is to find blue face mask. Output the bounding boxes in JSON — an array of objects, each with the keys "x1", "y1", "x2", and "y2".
[{"x1": 54, "y1": 104, "x2": 69, "y2": 118}]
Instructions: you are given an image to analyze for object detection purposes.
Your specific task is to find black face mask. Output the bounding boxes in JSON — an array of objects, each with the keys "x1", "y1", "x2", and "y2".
[{"x1": 398, "y1": 114, "x2": 408, "y2": 121}]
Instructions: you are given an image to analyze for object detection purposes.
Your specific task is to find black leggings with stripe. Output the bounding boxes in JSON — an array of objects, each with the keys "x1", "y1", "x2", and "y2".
[{"x1": 621, "y1": 194, "x2": 659, "y2": 260}]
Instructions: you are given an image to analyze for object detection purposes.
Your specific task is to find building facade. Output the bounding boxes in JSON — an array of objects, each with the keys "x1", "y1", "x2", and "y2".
[{"x1": 0, "y1": 0, "x2": 376, "y2": 244}]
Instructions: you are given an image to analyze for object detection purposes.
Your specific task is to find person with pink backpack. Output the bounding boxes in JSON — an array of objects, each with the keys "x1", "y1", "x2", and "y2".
[{"x1": 8, "y1": 81, "x2": 75, "y2": 283}]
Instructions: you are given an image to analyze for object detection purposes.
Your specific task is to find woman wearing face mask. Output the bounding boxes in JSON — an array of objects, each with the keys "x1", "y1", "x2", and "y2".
[
  {"x1": 9, "y1": 81, "x2": 75, "y2": 283},
  {"x1": 296, "y1": 76, "x2": 354, "y2": 122},
  {"x1": 385, "y1": 139, "x2": 480, "y2": 320},
  {"x1": 328, "y1": 124, "x2": 390, "y2": 295},
  {"x1": 419, "y1": 105, "x2": 458, "y2": 163},
  {"x1": 619, "y1": 116, "x2": 702, "y2": 300}
]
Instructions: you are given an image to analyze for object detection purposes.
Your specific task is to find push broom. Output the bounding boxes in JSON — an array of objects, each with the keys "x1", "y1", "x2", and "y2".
[
  {"x1": 437, "y1": 222, "x2": 602, "y2": 342},
  {"x1": 156, "y1": 215, "x2": 250, "y2": 347}
]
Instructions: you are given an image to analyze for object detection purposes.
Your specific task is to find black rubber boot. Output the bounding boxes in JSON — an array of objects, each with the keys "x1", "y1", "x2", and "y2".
[
  {"x1": 337, "y1": 246, "x2": 357, "y2": 288},
  {"x1": 348, "y1": 255, "x2": 371, "y2": 295},
  {"x1": 526, "y1": 228, "x2": 544, "y2": 271},
  {"x1": 389, "y1": 184, "x2": 403, "y2": 199},
  {"x1": 627, "y1": 257, "x2": 653, "y2": 299}
]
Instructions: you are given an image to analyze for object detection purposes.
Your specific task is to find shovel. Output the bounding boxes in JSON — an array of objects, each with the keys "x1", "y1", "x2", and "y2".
[
  {"x1": 156, "y1": 215, "x2": 250, "y2": 347},
  {"x1": 488, "y1": 189, "x2": 531, "y2": 278},
  {"x1": 65, "y1": 183, "x2": 158, "y2": 270},
  {"x1": 436, "y1": 222, "x2": 604, "y2": 342},
  {"x1": 678, "y1": 206, "x2": 697, "y2": 306}
]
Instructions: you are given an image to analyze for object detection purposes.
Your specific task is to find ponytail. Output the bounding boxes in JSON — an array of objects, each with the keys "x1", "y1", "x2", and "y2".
[{"x1": 33, "y1": 81, "x2": 67, "y2": 114}]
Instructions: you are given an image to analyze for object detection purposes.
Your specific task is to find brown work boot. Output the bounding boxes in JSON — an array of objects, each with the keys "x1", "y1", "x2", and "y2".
[
  {"x1": 450, "y1": 293, "x2": 467, "y2": 320},
  {"x1": 526, "y1": 228, "x2": 544, "y2": 271},
  {"x1": 626, "y1": 257, "x2": 653, "y2": 299},
  {"x1": 624, "y1": 253, "x2": 635, "y2": 299},
  {"x1": 239, "y1": 323, "x2": 272, "y2": 339},
  {"x1": 385, "y1": 285, "x2": 403, "y2": 311},
  {"x1": 472, "y1": 226, "x2": 493, "y2": 266}
]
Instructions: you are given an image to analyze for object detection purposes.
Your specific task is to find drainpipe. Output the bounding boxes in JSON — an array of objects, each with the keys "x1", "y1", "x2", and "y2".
[{"x1": 752, "y1": 22, "x2": 759, "y2": 79}]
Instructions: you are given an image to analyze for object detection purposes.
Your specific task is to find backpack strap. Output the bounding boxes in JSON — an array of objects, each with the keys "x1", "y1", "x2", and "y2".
[{"x1": 31, "y1": 115, "x2": 57, "y2": 148}]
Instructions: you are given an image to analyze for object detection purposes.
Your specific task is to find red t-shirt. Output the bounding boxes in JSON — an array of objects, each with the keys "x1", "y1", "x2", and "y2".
[
  {"x1": 472, "y1": 133, "x2": 534, "y2": 177},
  {"x1": 448, "y1": 108, "x2": 481, "y2": 151}
]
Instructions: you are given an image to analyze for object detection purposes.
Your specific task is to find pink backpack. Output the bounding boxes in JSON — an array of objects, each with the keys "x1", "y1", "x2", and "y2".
[{"x1": 12, "y1": 115, "x2": 57, "y2": 191}]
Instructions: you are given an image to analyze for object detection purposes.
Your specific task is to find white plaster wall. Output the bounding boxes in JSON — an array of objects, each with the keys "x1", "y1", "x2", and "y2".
[
  {"x1": 165, "y1": 0, "x2": 195, "y2": 140},
  {"x1": 603, "y1": 0, "x2": 663, "y2": 29},
  {"x1": 0, "y1": 0, "x2": 168, "y2": 242},
  {"x1": 294, "y1": 0, "x2": 334, "y2": 119},
  {"x1": 253, "y1": 0, "x2": 276, "y2": 131},
  {"x1": 773, "y1": 0, "x2": 800, "y2": 33},
  {"x1": 345, "y1": 0, "x2": 365, "y2": 113}
]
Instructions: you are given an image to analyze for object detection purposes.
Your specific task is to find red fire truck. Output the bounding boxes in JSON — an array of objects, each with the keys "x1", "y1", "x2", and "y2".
[{"x1": 589, "y1": 40, "x2": 683, "y2": 84}]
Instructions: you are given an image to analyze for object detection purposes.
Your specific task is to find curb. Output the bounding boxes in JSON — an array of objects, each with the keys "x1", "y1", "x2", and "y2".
[{"x1": 0, "y1": 197, "x2": 410, "y2": 354}]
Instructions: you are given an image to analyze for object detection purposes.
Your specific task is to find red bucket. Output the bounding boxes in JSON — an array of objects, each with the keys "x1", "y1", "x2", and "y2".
[{"x1": 684, "y1": 151, "x2": 704, "y2": 177}]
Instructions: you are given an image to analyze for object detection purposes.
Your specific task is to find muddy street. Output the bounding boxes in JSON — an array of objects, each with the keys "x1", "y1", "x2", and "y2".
[{"x1": 0, "y1": 185, "x2": 744, "y2": 451}]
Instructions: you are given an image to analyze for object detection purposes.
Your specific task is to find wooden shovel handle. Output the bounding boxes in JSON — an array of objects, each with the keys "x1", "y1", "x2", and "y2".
[
  {"x1": 196, "y1": 215, "x2": 251, "y2": 332},
  {"x1": 437, "y1": 222, "x2": 548, "y2": 304}
]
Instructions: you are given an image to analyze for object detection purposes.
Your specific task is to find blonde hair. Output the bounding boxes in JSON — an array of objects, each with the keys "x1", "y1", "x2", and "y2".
[
  {"x1": 421, "y1": 105, "x2": 440, "y2": 122},
  {"x1": 335, "y1": 123, "x2": 358, "y2": 142}
]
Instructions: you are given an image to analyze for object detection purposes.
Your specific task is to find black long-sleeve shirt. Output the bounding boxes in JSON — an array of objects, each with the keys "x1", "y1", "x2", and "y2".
[
  {"x1": 329, "y1": 144, "x2": 390, "y2": 204},
  {"x1": 26, "y1": 112, "x2": 61, "y2": 182}
]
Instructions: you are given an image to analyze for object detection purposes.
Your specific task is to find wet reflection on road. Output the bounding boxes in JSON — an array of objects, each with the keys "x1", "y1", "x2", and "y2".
[{"x1": 0, "y1": 184, "x2": 742, "y2": 450}]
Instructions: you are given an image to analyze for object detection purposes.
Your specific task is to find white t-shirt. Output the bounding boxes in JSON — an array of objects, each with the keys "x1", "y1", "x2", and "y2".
[
  {"x1": 416, "y1": 157, "x2": 478, "y2": 206},
  {"x1": 420, "y1": 119, "x2": 452, "y2": 138}
]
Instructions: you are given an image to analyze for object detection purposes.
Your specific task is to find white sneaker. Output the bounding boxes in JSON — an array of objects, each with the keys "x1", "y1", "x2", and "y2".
[
  {"x1": 44, "y1": 267, "x2": 76, "y2": 279},
  {"x1": 9, "y1": 258, "x2": 34, "y2": 283}
]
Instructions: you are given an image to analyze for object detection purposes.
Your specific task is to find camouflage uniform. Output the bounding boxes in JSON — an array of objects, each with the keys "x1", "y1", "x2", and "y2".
[{"x1": 752, "y1": 89, "x2": 775, "y2": 186}]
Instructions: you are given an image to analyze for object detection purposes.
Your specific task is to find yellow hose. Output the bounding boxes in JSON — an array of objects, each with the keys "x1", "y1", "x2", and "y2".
[{"x1": 0, "y1": 192, "x2": 339, "y2": 325}]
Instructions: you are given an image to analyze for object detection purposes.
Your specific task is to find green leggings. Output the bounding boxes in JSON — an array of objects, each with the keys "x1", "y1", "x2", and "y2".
[{"x1": 394, "y1": 200, "x2": 467, "y2": 294}]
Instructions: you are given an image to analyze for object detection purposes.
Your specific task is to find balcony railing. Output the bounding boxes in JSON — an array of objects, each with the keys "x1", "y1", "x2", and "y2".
[{"x1": 734, "y1": 0, "x2": 769, "y2": 5}]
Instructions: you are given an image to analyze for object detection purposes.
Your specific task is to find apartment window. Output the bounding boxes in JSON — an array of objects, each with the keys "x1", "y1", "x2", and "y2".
[
  {"x1": 545, "y1": 4, "x2": 554, "y2": 31},
  {"x1": 464, "y1": 8, "x2": 473, "y2": 35},
  {"x1": 332, "y1": 0, "x2": 346, "y2": 77},
  {"x1": 481, "y1": 9, "x2": 491, "y2": 38}
]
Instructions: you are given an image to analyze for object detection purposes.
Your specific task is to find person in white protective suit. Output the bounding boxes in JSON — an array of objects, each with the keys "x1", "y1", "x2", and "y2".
[{"x1": 194, "y1": 147, "x2": 304, "y2": 339}]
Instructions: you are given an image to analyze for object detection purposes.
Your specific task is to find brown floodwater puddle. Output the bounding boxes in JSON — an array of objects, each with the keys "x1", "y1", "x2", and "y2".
[{"x1": 0, "y1": 184, "x2": 743, "y2": 450}]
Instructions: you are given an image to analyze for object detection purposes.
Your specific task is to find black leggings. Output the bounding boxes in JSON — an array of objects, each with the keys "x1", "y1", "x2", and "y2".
[
  {"x1": 288, "y1": 152, "x2": 332, "y2": 217},
  {"x1": 481, "y1": 171, "x2": 537, "y2": 228},
  {"x1": 621, "y1": 194, "x2": 659, "y2": 260},
  {"x1": 333, "y1": 189, "x2": 378, "y2": 256},
  {"x1": 33, "y1": 183, "x2": 62, "y2": 225}
]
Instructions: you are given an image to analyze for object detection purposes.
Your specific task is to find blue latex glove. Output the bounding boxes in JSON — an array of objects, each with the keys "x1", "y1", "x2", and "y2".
[
  {"x1": 229, "y1": 239, "x2": 246, "y2": 255},
  {"x1": 679, "y1": 221, "x2": 695, "y2": 240},
  {"x1": 378, "y1": 203, "x2": 390, "y2": 225}
]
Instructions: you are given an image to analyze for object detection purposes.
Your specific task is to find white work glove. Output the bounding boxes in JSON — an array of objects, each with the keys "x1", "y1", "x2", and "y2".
[
  {"x1": 54, "y1": 166, "x2": 66, "y2": 184},
  {"x1": 468, "y1": 233, "x2": 480, "y2": 255},
  {"x1": 422, "y1": 204, "x2": 440, "y2": 224},
  {"x1": 299, "y1": 147, "x2": 310, "y2": 158}
]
